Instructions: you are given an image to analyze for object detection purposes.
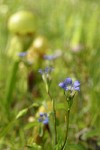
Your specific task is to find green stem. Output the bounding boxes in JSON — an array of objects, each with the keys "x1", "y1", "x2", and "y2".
[
  {"x1": 48, "y1": 91, "x2": 57, "y2": 145},
  {"x1": 5, "y1": 61, "x2": 19, "y2": 119},
  {"x1": 61, "y1": 108, "x2": 70, "y2": 150}
]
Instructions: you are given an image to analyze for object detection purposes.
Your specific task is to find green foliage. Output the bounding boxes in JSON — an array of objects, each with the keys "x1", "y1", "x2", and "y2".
[
  {"x1": 0, "y1": 0, "x2": 100, "y2": 149},
  {"x1": 66, "y1": 143, "x2": 86, "y2": 150},
  {"x1": 16, "y1": 108, "x2": 28, "y2": 119}
]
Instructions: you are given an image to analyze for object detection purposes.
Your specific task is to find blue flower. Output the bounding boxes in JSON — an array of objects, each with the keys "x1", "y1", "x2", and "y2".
[
  {"x1": 38, "y1": 67, "x2": 54, "y2": 75},
  {"x1": 44, "y1": 55, "x2": 56, "y2": 60},
  {"x1": 59, "y1": 77, "x2": 80, "y2": 91},
  {"x1": 18, "y1": 52, "x2": 28, "y2": 57},
  {"x1": 43, "y1": 50, "x2": 62, "y2": 60},
  {"x1": 38, "y1": 113, "x2": 49, "y2": 125}
]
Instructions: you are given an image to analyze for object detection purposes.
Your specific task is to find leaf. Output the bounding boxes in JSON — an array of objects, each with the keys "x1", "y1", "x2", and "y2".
[
  {"x1": 66, "y1": 143, "x2": 86, "y2": 150},
  {"x1": 31, "y1": 103, "x2": 40, "y2": 108},
  {"x1": 16, "y1": 108, "x2": 28, "y2": 119},
  {"x1": 54, "y1": 141, "x2": 62, "y2": 150},
  {"x1": 26, "y1": 143, "x2": 42, "y2": 150},
  {"x1": 38, "y1": 124, "x2": 44, "y2": 137}
]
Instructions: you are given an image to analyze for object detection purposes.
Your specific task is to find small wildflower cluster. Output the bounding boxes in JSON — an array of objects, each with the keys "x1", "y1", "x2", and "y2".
[
  {"x1": 38, "y1": 66, "x2": 80, "y2": 149},
  {"x1": 38, "y1": 113, "x2": 49, "y2": 125},
  {"x1": 38, "y1": 66, "x2": 54, "y2": 92},
  {"x1": 59, "y1": 77, "x2": 80, "y2": 92},
  {"x1": 43, "y1": 50, "x2": 62, "y2": 61},
  {"x1": 18, "y1": 52, "x2": 28, "y2": 57},
  {"x1": 38, "y1": 66, "x2": 54, "y2": 75}
]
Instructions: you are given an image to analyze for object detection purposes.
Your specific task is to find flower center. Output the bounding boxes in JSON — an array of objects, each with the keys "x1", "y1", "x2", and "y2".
[{"x1": 67, "y1": 84, "x2": 73, "y2": 91}]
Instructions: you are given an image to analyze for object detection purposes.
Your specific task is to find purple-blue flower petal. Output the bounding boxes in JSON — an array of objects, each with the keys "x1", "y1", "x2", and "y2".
[
  {"x1": 45, "y1": 67, "x2": 54, "y2": 73},
  {"x1": 73, "y1": 86, "x2": 80, "y2": 91},
  {"x1": 44, "y1": 55, "x2": 55, "y2": 60},
  {"x1": 64, "y1": 78, "x2": 72, "y2": 85},
  {"x1": 73, "y1": 81, "x2": 80, "y2": 87},
  {"x1": 43, "y1": 118, "x2": 49, "y2": 124},
  {"x1": 38, "y1": 67, "x2": 54, "y2": 75},
  {"x1": 18, "y1": 52, "x2": 27, "y2": 57},
  {"x1": 38, "y1": 69, "x2": 43, "y2": 74},
  {"x1": 73, "y1": 81, "x2": 80, "y2": 91},
  {"x1": 58, "y1": 77, "x2": 80, "y2": 92},
  {"x1": 39, "y1": 112, "x2": 44, "y2": 117},
  {"x1": 58, "y1": 82, "x2": 66, "y2": 89},
  {"x1": 38, "y1": 113, "x2": 49, "y2": 125}
]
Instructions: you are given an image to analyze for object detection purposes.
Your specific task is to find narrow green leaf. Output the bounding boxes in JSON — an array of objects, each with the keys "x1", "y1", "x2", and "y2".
[
  {"x1": 66, "y1": 143, "x2": 86, "y2": 150},
  {"x1": 26, "y1": 143, "x2": 42, "y2": 150},
  {"x1": 16, "y1": 108, "x2": 28, "y2": 119},
  {"x1": 38, "y1": 125, "x2": 44, "y2": 137}
]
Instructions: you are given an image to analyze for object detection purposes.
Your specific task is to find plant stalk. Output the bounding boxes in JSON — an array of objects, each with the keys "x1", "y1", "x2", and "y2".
[
  {"x1": 48, "y1": 91, "x2": 57, "y2": 145},
  {"x1": 61, "y1": 108, "x2": 70, "y2": 150}
]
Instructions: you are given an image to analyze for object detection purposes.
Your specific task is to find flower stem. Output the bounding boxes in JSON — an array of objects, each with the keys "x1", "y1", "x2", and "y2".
[
  {"x1": 61, "y1": 108, "x2": 70, "y2": 150},
  {"x1": 48, "y1": 91, "x2": 57, "y2": 145}
]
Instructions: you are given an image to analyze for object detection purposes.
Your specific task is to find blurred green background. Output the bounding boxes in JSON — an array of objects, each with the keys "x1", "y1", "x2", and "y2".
[{"x1": 0, "y1": 0, "x2": 100, "y2": 149}]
